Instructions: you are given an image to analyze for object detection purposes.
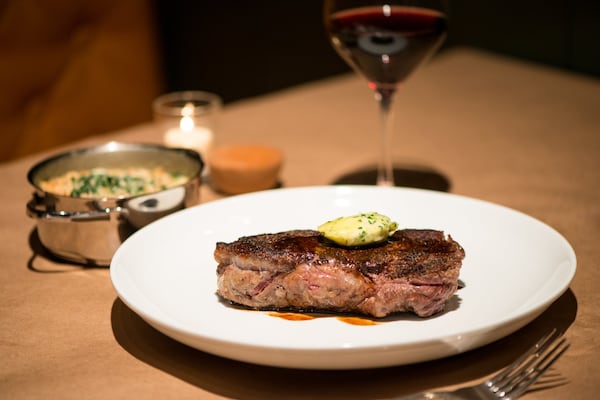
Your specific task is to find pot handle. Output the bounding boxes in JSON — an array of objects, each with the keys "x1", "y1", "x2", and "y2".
[{"x1": 26, "y1": 199, "x2": 124, "y2": 222}]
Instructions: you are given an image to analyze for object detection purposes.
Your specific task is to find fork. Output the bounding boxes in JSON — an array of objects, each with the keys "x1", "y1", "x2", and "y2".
[{"x1": 394, "y1": 328, "x2": 570, "y2": 400}]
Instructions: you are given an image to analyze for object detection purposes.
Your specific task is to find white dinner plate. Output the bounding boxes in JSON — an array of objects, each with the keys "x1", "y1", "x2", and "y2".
[{"x1": 110, "y1": 186, "x2": 576, "y2": 369}]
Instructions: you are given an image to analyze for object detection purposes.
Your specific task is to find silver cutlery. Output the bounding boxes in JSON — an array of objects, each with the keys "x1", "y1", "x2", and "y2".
[{"x1": 393, "y1": 328, "x2": 569, "y2": 399}]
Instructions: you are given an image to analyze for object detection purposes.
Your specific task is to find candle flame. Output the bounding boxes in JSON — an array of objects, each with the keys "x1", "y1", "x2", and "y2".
[
  {"x1": 182, "y1": 102, "x2": 195, "y2": 117},
  {"x1": 180, "y1": 116, "x2": 195, "y2": 132}
]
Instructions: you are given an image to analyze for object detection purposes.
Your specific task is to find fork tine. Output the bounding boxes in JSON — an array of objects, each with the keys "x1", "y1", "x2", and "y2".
[
  {"x1": 486, "y1": 328, "x2": 559, "y2": 388},
  {"x1": 391, "y1": 329, "x2": 569, "y2": 400},
  {"x1": 486, "y1": 328, "x2": 569, "y2": 399},
  {"x1": 503, "y1": 337, "x2": 570, "y2": 399}
]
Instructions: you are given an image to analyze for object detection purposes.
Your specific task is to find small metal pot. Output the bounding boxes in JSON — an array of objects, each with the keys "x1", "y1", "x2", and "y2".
[{"x1": 27, "y1": 142, "x2": 203, "y2": 266}]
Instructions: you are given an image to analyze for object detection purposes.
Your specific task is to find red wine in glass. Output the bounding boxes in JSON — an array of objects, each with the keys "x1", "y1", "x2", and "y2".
[
  {"x1": 325, "y1": 2, "x2": 448, "y2": 186},
  {"x1": 327, "y1": 5, "x2": 447, "y2": 89}
]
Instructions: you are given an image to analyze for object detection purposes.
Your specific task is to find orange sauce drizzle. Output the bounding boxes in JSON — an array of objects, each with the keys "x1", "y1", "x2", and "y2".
[
  {"x1": 336, "y1": 316, "x2": 378, "y2": 326},
  {"x1": 268, "y1": 311, "x2": 378, "y2": 325},
  {"x1": 268, "y1": 312, "x2": 315, "y2": 321}
]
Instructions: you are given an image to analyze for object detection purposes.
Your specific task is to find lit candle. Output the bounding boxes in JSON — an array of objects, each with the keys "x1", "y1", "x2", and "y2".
[{"x1": 163, "y1": 103, "x2": 214, "y2": 158}]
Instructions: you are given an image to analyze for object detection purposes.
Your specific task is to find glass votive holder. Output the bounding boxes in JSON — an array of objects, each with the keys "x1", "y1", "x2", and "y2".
[{"x1": 152, "y1": 91, "x2": 222, "y2": 160}]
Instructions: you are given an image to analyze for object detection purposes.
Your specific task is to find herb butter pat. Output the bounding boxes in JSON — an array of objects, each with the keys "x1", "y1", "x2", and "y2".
[{"x1": 317, "y1": 212, "x2": 398, "y2": 246}]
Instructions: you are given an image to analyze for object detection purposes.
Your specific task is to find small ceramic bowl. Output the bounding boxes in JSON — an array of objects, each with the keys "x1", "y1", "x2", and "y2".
[{"x1": 208, "y1": 144, "x2": 283, "y2": 195}]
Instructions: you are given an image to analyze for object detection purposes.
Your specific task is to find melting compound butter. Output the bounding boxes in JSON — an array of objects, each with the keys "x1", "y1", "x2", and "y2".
[{"x1": 317, "y1": 212, "x2": 398, "y2": 247}]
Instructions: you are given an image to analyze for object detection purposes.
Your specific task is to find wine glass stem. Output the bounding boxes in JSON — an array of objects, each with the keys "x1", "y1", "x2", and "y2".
[{"x1": 375, "y1": 88, "x2": 396, "y2": 186}]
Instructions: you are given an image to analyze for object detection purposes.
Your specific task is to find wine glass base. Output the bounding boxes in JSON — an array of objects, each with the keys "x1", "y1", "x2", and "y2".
[{"x1": 332, "y1": 165, "x2": 451, "y2": 192}]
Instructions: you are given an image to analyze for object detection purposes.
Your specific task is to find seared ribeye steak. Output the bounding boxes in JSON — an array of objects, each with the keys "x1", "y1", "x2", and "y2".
[{"x1": 215, "y1": 229, "x2": 465, "y2": 318}]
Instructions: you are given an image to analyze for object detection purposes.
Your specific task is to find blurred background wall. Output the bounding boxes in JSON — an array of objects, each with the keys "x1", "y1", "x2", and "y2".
[
  {"x1": 156, "y1": 1, "x2": 600, "y2": 103},
  {"x1": 1, "y1": 0, "x2": 598, "y2": 162}
]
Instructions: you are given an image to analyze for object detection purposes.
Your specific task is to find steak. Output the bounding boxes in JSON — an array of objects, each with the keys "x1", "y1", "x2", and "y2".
[{"x1": 214, "y1": 229, "x2": 465, "y2": 318}]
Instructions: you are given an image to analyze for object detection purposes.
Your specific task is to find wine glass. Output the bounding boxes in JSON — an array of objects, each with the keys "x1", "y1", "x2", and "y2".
[{"x1": 324, "y1": 0, "x2": 448, "y2": 186}]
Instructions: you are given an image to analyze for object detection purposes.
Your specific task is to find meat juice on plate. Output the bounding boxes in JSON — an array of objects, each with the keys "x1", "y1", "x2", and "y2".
[{"x1": 326, "y1": 5, "x2": 448, "y2": 89}]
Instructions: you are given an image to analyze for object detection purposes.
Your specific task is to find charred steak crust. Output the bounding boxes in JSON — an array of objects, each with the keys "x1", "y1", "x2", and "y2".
[{"x1": 214, "y1": 229, "x2": 465, "y2": 318}]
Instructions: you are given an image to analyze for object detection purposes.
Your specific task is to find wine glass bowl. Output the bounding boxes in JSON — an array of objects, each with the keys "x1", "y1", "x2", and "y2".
[{"x1": 324, "y1": 0, "x2": 448, "y2": 186}]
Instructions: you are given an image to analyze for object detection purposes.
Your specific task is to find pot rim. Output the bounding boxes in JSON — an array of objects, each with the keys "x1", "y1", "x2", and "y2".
[{"x1": 27, "y1": 141, "x2": 204, "y2": 201}]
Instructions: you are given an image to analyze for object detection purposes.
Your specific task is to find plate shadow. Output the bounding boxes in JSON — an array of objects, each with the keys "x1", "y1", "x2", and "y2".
[{"x1": 110, "y1": 289, "x2": 576, "y2": 400}]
